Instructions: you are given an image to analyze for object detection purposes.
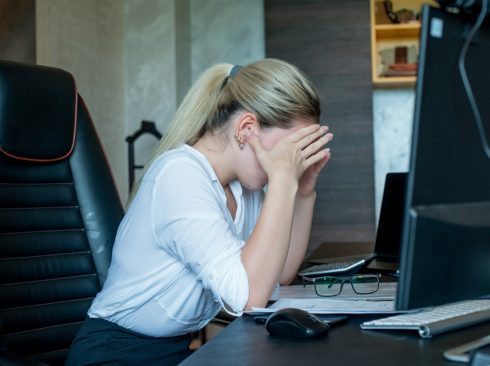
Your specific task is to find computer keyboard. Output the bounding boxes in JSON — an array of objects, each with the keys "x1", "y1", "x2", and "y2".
[{"x1": 361, "y1": 299, "x2": 490, "y2": 338}]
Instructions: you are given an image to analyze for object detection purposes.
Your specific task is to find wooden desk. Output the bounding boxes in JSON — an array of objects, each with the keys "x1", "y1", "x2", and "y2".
[{"x1": 181, "y1": 314, "x2": 490, "y2": 365}]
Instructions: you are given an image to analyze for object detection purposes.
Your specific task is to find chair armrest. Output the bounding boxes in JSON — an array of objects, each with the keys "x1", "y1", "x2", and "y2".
[
  {"x1": 211, "y1": 310, "x2": 237, "y2": 326},
  {"x1": 0, "y1": 348, "x2": 49, "y2": 366}
]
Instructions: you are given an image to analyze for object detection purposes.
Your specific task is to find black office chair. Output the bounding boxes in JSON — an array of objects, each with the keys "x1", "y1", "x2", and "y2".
[{"x1": 0, "y1": 60, "x2": 124, "y2": 365}]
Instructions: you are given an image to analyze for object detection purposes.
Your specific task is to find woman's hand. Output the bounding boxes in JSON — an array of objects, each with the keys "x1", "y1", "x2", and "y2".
[
  {"x1": 247, "y1": 124, "x2": 332, "y2": 187},
  {"x1": 242, "y1": 124, "x2": 332, "y2": 307},
  {"x1": 297, "y1": 129, "x2": 333, "y2": 196}
]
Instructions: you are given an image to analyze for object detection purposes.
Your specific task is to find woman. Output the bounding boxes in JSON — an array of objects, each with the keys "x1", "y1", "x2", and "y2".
[{"x1": 66, "y1": 58, "x2": 333, "y2": 365}]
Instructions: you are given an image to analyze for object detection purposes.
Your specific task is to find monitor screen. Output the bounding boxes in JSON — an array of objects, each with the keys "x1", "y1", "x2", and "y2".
[
  {"x1": 374, "y1": 172, "x2": 407, "y2": 261},
  {"x1": 396, "y1": 4, "x2": 490, "y2": 310}
]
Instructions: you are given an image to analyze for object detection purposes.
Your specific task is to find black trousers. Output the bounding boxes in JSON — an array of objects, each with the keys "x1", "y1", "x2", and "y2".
[{"x1": 65, "y1": 317, "x2": 192, "y2": 366}]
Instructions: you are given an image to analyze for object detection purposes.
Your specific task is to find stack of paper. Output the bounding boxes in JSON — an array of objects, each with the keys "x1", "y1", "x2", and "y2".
[{"x1": 247, "y1": 282, "x2": 408, "y2": 315}]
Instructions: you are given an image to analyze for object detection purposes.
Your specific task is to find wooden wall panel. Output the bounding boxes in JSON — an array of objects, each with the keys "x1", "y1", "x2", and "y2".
[{"x1": 265, "y1": 0, "x2": 375, "y2": 252}]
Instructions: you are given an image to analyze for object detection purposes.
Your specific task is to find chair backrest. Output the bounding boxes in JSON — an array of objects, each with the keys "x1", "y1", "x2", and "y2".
[{"x1": 0, "y1": 60, "x2": 124, "y2": 365}]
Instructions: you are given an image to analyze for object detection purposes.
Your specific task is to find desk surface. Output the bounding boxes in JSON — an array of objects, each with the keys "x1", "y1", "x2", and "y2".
[{"x1": 181, "y1": 314, "x2": 490, "y2": 365}]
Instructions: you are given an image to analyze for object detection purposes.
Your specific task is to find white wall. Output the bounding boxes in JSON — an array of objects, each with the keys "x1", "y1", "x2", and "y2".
[
  {"x1": 36, "y1": 0, "x2": 127, "y2": 198},
  {"x1": 190, "y1": 0, "x2": 265, "y2": 82},
  {"x1": 373, "y1": 88, "x2": 415, "y2": 221},
  {"x1": 124, "y1": 0, "x2": 177, "y2": 194}
]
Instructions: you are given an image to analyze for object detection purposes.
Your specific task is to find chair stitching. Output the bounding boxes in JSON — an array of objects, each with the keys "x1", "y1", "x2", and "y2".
[
  {"x1": 0, "y1": 206, "x2": 79, "y2": 210},
  {"x1": 0, "y1": 182, "x2": 73, "y2": 186},
  {"x1": 3, "y1": 320, "x2": 85, "y2": 337},
  {"x1": 0, "y1": 228, "x2": 85, "y2": 235},
  {"x1": 0, "y1": 273, "x2": 97, "y2": 286},
  {"x1": 0, "y1": 250, "x2": 91, "y2": 260},
  {"x1": 0, "y1": 297, "x2": 94, "y2": 311},
  {"x1": 31, "y1": 347, "x2": 71, "y2": 358}
]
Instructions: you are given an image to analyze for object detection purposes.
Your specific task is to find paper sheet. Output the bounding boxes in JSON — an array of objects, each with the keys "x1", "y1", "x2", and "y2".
[
  {"x1": 270, "y1": 282, "x2": 397, "y2": 301},
  {"x1": 249, "y1": 298, "x2": 400, "y2": 315},
  {"x1": 246, "y1": 282, "x2": 403, "y2": 315}
]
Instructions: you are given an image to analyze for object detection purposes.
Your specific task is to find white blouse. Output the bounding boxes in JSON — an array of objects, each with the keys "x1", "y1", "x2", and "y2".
[{"x1": 88, "y1": 144, "x2": 263, "y2": 337}]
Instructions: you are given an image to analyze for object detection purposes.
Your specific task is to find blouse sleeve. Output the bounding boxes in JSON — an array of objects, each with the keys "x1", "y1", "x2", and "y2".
[{"x1": 149, "y1": 157, "x2": 250, "y2": 315}]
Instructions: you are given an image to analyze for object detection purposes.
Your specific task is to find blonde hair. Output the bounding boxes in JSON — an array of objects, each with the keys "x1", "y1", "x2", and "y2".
[{"x1": 128, "y1": 58, "x2": 320, "y2": 204}]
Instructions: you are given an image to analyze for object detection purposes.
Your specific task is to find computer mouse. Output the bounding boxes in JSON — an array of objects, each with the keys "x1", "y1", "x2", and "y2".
[{"x1": 265, "y1": 308, "x2": 330, "y2": 339}]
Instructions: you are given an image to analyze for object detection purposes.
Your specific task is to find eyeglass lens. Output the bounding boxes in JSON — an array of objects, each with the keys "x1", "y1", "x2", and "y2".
[
  {"x1": 314, "y1": 275, "x2": 379, "y2": 296},
  {"x1": 350, "y1": 275, "x2": 380, "y2": 294}
]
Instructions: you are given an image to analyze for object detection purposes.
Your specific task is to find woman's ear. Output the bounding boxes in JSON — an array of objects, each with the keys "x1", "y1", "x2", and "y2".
[{"x1": 236, "y1": 112, "x2": 258, "y2": 142}]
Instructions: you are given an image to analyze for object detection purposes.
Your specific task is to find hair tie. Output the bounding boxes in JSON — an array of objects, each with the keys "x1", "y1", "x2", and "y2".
[{"x1": 229, "y1": 65, "x2": 242, "y2": 78}]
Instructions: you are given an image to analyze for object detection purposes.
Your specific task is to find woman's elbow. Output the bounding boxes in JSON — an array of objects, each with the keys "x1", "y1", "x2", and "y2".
[
  {"x1": 279, "y1": 272, "x2": 296, "y2": 286},
  {"x1": 245, "y1": 296, "x2": 268, "y2": 310}
]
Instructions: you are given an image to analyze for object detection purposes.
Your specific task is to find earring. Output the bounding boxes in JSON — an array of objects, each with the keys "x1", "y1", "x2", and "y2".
[{"x1": 234, "y1": 134, "x2": 245, "y2": 150}]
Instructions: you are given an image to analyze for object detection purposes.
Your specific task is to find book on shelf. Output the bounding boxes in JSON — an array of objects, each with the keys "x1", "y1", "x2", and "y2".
[{"x1": 381, "y1": 63, "x2": 417, "y2": 77}]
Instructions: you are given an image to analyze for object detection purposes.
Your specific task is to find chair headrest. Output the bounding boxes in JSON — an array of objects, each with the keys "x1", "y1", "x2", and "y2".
[{"x1": 0, "y1": 60, "x2": 77, "y2": 162}]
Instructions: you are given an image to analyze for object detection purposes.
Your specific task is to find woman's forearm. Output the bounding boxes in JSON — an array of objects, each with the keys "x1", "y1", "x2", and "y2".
[
  {"x1": 241, "y1": 177, "x2": 298, "y2": 309},
  {"x1": 280, "y1": 191, "x2": 316, "y2": 285}
]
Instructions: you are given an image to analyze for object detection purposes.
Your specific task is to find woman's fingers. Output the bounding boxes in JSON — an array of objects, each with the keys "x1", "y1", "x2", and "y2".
[
  {"x1": 247, "y1": 124, "x2": 332, "y2": 183},
  {"x1": 301, "y1": 132, "x2": 333, "y2": 158},
  {"x1": 283, "y1": 125, "x2": 332, "y2": 177},
  {"x1": 246, "y1": 132, "x2": 264, "y2": 155},
  {"x1": 304, "y1": 148, "x2": 330, "y2": 167},
  {"x1": 296, "y1": 125, "x2": 329, "y2": 150},
  {"x1": 286, "y1": 124, "x2": 323, "y2": 143},
  {"x1": 312, "y1": 149, "x2": 331, "y2": 172}
]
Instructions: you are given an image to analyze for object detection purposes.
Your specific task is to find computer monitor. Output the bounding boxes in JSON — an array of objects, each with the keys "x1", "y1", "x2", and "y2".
[
  {"x1": 373, "y1": 172, "x2": 407, "y2": 262},
  {"x1": 396, "y1": 4, "x2": 490, "y2": 310}
]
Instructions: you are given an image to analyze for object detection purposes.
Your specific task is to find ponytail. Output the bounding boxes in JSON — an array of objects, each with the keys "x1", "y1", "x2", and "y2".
[{"x1": 128, "y1": 59, "x2": 320, "y2": 205}]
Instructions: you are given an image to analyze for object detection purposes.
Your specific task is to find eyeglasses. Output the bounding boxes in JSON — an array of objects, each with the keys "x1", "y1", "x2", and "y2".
[{"x1": 302, "y1": 274, "x2": 380, "y2": 297}]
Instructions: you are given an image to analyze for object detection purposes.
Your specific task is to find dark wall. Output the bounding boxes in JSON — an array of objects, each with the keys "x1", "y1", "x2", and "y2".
[
  {"x1": 265, "y1": 0, "x2": 375, "y2": 252},
  {"x1": 0, "y1": 0, "x2": 36, "y2": 63}
]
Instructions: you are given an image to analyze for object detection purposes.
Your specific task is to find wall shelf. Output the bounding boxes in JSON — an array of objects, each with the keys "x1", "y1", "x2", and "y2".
[
  {"x1": 375, "y1": 23, "x2": 420, "y2": 39},
  {"x1": 370, "y1": 0, "x2": 436, "y2": 88}
]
